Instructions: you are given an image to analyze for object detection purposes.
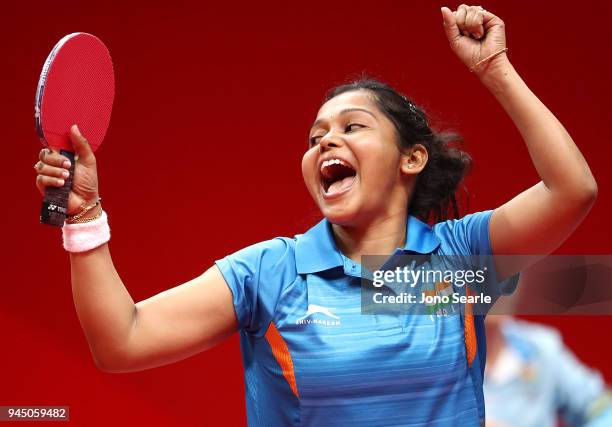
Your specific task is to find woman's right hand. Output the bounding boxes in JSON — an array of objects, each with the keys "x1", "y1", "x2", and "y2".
[{"x1": 35, "y1": 124, "x2": 100, "y2": 215}]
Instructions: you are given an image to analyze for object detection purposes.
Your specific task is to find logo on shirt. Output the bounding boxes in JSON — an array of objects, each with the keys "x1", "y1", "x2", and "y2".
[{"x1": 295, "y1": 304, "x2": 341, "y2": 326}]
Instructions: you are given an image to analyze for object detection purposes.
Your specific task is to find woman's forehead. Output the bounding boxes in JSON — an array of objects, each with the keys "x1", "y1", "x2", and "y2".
[{"x1": 315, "y1": 90, "x2": 378, "y2": 120}]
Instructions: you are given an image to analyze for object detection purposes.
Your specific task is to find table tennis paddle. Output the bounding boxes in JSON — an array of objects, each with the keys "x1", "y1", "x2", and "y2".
[{"x1": 35, "y1": 32, "x2": 114, "y2": 226}]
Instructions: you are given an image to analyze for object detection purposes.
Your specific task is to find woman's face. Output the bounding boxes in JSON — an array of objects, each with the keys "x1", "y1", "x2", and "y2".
[{"x1": 302, "y1": 90, "x2": 417, "y2": 226}]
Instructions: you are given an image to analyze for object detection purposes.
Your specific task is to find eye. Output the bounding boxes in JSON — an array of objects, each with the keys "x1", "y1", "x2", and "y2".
[
  {"x1": 309, "y1": 135, "x2": 322, "y2": 147},
  {"x1": 345, "y1": 123, "x2": 365, "y2": 133},
  {"x1": 308, "y1": 123, "x2": 365, "y2": 147}
]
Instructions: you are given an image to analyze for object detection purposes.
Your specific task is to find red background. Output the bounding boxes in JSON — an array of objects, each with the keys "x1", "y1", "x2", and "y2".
[{"x1": 3, "y1": 1, "x2": 611, "y2": 425}]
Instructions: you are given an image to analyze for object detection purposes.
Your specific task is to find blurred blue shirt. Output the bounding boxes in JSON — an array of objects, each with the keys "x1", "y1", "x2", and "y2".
[{"x1": 484, "y1": 319, "x2": 612, "y2": 427}]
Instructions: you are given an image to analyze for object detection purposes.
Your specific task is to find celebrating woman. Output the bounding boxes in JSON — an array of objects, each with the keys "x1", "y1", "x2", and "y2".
[{"x1": 33, "y1": 4, "x2": 597, "y2": 426}]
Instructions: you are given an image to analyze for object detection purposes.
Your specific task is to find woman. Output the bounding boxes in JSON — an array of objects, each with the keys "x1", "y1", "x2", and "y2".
[{"x1": 33, "y1": 5, "x2": 597, "y2": 426}]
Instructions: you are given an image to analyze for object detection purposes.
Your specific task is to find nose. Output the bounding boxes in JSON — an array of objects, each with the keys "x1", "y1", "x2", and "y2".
[{"x1": 319, "y1": 132, "x2": 343, "y2": 152}]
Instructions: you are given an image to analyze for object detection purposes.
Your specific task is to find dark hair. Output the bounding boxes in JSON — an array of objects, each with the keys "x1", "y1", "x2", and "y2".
[{"x1": 325, "y1": 78, "x2": 472, "y2": 224}]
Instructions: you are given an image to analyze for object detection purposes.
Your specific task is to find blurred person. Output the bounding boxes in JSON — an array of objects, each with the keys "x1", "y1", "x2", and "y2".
[{"x1": 484, "y1": 316, "x2": 612, "y2": 427}]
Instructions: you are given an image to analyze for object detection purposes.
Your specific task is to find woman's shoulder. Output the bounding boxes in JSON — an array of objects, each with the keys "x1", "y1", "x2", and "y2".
[
  {"x1": 431, "y1": 209, "x2": 495, "y2": 256},
  {"x1": 432, "y1": 209, "x2": 495, "y2": 231},
  {"x1": 218, "y1": 235, "x2": 299, "y2": 272}
]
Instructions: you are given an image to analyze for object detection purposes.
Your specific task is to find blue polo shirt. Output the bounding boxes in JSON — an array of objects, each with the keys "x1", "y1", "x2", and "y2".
[{"x1": 215, "y1": 210, "x2": 518, "y2": 426}]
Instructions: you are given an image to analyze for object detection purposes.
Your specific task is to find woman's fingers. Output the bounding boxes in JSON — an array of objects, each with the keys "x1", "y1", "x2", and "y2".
[
  {"x1": 454, "y1": 4, "x2": 485, "y2": 38},
  {"x1": 441, "y1": 7, "x2": 461, "y2": 43},
  {"x1": 70, "y1": 125, "x2": 96, "y2": 166},
  {"x1": 466, "y1": 6, "x2": 485, "y2": 38},
  {"x1": 35, "y1": 174, "x2": 65, "y2": 195},
  {"x1": 34, "y1": 150, "x2": 72, "y2": 196},
  {"x1": 455, "y1": 4, "x2": 468, "y2": 35},
  {"x1": 38, "y1": 147, "x2": 72, "y2": 169},
  {"x1": 34, "y1": 161, "x2": 70, "y2": 180}
]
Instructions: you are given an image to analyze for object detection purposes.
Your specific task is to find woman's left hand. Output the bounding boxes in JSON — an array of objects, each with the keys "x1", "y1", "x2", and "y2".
[{"x1": 440, "y1": 4, "x2": 508, "y2": 74}]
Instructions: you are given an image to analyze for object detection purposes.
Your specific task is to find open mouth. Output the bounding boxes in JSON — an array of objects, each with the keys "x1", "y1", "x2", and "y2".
[{"x1": 320, "y1": 158, "x2": 357, "y2": 196}]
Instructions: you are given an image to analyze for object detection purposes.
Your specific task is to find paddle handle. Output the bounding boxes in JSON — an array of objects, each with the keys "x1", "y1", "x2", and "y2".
[{"x1": 40, "y1": 150, "x2": 75, "y2": 227}]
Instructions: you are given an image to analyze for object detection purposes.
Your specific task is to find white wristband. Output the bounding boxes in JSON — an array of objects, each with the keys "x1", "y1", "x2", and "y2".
[{"x1": 62, "y1": 210, "x2": 111, "y2": 252}]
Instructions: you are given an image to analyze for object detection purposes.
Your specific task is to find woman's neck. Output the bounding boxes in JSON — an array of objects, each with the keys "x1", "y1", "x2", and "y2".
[{"x1": 331, "y1": 211, "x2": 408, "y2": 263}]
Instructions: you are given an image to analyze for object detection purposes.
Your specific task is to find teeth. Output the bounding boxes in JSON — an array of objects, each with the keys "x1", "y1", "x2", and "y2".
[{"x1": 320, "y1": 158, "x2": 351, "y2": 171}]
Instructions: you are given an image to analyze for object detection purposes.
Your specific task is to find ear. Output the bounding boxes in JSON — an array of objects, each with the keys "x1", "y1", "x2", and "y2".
[{"x1": 400, "y1": 144, "x2": 428, "y2": 175}]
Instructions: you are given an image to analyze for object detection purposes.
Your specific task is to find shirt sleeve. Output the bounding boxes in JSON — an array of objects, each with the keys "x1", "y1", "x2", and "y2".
[
  {"x1": 215, "y1": 238, "x2": 296, "y2": 336},
  {"x1": 437, "y1": 209, "x2": 520, "y2": 297},
  {"x1": 446, "y1": 209, "x2": 495, "y2": 256}
]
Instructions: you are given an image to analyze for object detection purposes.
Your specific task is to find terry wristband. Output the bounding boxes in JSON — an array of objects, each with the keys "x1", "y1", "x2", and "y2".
[{"x1": 62, "y1": 210, "x2": 111, "y2": 252}]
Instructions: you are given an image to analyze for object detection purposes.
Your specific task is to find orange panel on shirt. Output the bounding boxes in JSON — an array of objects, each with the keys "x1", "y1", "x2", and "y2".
[{"x1": 265, "y1": 321, "x2": 300, "y2": 398}]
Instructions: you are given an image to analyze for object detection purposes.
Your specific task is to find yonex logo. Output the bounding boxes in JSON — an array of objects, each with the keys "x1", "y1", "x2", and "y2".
[{"x1": 296, "y1": 304, "x2": 341, "y2": 326}]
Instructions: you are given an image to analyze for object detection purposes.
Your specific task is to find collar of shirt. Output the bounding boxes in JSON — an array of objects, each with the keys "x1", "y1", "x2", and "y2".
[{"x1": 295, "y1": 215, "x2": 442, "y2": 275}]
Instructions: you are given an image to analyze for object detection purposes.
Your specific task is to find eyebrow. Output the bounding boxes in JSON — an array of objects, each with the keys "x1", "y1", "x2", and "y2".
[{"x1": 310, "y1": 107, "x2": 378, "y2": 131}]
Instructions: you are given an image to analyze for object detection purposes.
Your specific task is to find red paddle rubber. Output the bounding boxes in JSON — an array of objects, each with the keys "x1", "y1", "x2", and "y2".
[{"x1": 40, "y1": 150, "x2": 75, "y2": 226}]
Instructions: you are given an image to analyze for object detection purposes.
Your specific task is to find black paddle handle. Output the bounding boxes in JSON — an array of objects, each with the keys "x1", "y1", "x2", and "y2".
[{"x1": 40, "y1": 150, "x2": 75, "y2": 227}]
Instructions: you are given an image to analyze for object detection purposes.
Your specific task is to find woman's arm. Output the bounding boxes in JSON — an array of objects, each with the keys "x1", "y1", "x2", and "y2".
[
  {"x1": 71, "y1": 244, "x2": 237, "y2": 373},
  {"x1": 481, "y1": 56, "x2": 597, "y2": 279},
  {"x1": 441, "y1": 5, "x2": 597, "y2": 280},
  {"x1": 36, "y1": 126, "x2": 238, "y2": 373}
]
